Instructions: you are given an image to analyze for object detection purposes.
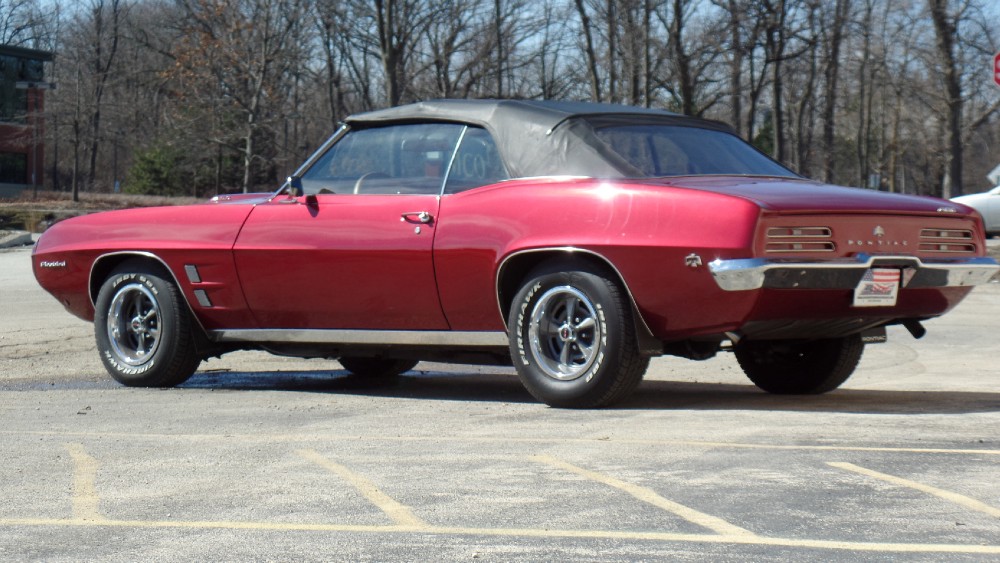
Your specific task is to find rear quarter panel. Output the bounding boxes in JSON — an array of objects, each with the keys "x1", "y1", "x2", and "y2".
[{"x1": 433, "y1": 178, "x2": 763, "y2": 337}]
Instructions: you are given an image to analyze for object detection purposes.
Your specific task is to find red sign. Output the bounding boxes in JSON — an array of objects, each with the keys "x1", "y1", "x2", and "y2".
[{"x1": 995, "y1": 52, "x2": 1000, "y2": 88}]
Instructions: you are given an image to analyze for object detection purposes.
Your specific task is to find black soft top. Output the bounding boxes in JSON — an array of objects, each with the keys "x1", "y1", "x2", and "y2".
[{"x1": 344, "y1": 99, "x2": 735, "y2": 178}]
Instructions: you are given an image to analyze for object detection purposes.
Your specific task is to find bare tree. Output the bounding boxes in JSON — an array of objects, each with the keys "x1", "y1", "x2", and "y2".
[
  {"x1": 927, "y1": 0, "x2": 964, "y2": 196},
  {"x1": 172, "y1": 0, "x2": 306, "y2": 193},
  {"x1": 574, "y1": 0, "x2": 602, "y2": 101},
  {"x1": 0, "y1": 0, "x2": 49, "y2": 46},
  {"x1": 84, "y1": 0, "x2": 122, "y2": 192},
  {"x1": 820, "y1": 0, "x2": 850, "y2": 183},
  {"x1": 29, "y1": 0, "x2": 1000, "y2": 201}
]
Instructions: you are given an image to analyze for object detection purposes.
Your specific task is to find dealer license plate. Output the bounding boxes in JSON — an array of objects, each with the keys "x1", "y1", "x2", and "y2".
[{"x1": 852, "y1": 268, "x2": 901, "y2": 307}]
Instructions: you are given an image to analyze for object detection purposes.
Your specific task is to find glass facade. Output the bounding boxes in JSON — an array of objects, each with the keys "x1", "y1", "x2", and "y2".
[
  {"x1": 0, "y1": 152, "x2": 28, "y2": 184},
  {"x1": 0, "y1": 47, "x2": 52, "y2": 188},
  {"x1": 0, "y1": 54, "x2": 43, "y2": 123}
]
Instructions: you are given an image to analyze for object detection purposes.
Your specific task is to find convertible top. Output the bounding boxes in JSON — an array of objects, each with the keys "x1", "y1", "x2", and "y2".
[{"x1": 344, "y1": 99, "x2": 734, "y2": 178}]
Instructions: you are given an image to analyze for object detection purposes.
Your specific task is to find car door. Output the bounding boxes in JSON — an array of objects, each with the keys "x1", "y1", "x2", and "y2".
[{"x1": 233, "y1": 123, "x2": 465, "y2": 330}]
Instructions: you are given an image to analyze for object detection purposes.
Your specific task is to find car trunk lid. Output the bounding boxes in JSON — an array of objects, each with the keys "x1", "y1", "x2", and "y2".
[{"x1": 649, "y1": 176, "x2": 971, "y2": 217}]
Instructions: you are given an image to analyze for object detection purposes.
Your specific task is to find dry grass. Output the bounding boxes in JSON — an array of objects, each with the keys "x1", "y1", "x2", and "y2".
[
  {"x1": 0, "y1": 191, "x2": 206, "y2": 233},
  {"x1": 0, "y1": 190, "x2": 203, "y2": 212}
]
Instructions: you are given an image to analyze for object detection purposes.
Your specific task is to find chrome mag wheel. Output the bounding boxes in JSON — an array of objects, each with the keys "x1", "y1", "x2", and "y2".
[
  {"x1": 528, "y1": 285, "x2": 602, "y2": 381},
  {"x1": 106, "y1": 282, "x2": 162, "y2": 367}
]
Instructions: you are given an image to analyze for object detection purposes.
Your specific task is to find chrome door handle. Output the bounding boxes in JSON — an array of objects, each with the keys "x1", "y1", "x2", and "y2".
[{"x1": 401, "y1": 211, "x2": 433, "y2": 224}]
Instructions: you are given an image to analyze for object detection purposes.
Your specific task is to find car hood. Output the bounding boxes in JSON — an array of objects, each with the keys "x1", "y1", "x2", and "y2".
[{"x1": 650, "y1": 176, "x2": 973, "y2": 217}]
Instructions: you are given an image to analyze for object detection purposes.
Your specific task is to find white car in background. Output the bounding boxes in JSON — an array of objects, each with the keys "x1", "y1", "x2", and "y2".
[{"x1": 952, "y1": 187, "x2": 1000, "y2": 236}]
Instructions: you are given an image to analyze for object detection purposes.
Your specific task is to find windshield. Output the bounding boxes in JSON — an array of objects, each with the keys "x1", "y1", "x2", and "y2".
[{"x1": 593, "y1": 124, "x2": 797, "y2": 178}]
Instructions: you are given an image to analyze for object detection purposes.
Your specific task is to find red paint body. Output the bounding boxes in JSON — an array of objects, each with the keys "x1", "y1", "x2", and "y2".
[{"x1": 33, "y1": 175, "x2": 987, "y2": 344}]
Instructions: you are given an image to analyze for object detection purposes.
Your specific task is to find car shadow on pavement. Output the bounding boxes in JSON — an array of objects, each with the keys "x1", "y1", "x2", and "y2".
[
  {"x1": 179, "y1": 369, "x2": 1000, "y2": 415},
  {"x1": 627, "y1": 380, "x2": 1000, "y2": 414},
  {"x1": 181, "y1": 369, "x2": 538, "y2": 404}
]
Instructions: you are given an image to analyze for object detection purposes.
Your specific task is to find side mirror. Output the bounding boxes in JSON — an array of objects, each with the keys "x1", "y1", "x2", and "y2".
[{"x1": 286, "y1": 176, "x2": 303, "y2": 197}]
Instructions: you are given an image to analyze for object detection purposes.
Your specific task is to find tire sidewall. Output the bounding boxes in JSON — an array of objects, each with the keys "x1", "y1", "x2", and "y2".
[
  {"x1": 509, "y1": 268, "x2": 626, "y2": 406},
  {"x1": 94, "y1": 269, "x2": 181, "y2": 386}
]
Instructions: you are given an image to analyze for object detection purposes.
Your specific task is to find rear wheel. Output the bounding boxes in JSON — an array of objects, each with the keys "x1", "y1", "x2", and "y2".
[
  {"x1": 338, "y1": 357, "x2": 417, "y2": 378},
  {"x1": 94, "y1": 262, "x2": 201, "y2": 387},
  {"x1": 508, "y1": 262, "x2": 648, "y2": 408},
  {"x1": 733, "y1": 335, "x2": 864, "y2": 394}
]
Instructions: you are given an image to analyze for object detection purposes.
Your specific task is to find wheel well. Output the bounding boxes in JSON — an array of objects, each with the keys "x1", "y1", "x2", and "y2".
[
  {"x1": 497, "y1": 249, "x2": 631, "y2": 325},
  {"x1": 89, "y1": 252, "x2": 222, "y2": 357},
  {"x1": 89, "y1": 253, "x2": 174, "y2": 305}
]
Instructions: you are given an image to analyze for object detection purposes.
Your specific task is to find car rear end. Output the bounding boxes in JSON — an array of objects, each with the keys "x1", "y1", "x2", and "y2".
[{"x1": 710, "y1": 207, "x2": 996, "y2": 341}]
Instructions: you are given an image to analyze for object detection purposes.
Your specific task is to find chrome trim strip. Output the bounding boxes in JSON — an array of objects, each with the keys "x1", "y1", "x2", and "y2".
[
  {"x1": 212, "y1": 329, "x2": 509, "y2": 347},
  {"x1": 709, "y1": 253, "x2": 999, "y2": 291},
  {"x1": 916, "y1": 246, "x2": 977, "y2": 254},
  {"x1": 494, "y1": 246, "x2": 657, "y2": 340},
  {"x1": 273, "y1": 124, "x2": 349, "y2": 199},
  {"x1": 439, "y1": 125, "x2": 467, "y2": 196},
  {"x1": 89, "y1": 251, "x2": 178, "y2": 307},
  {"x1": 766, "y1": 227, "x2": 832, "y2": 238},
  {"x1": 919, "y1": 229, "x2": 972, "y2": 238},
  {"x1": 765, "y1": 246, "x2": 837, "y2": 253}
]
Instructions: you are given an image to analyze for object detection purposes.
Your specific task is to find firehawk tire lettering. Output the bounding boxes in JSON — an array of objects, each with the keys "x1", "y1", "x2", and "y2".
[
  {"x1": 93, "y1": 260, "x2": 201, "y2": 388},
  {"x1": 508, "y1": 262, "x2": 649, "y2": 408}
]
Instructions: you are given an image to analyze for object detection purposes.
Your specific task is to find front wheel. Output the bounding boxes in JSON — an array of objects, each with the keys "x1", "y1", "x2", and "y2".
[
  {"x1": 733, "y1": 335, "x2": 864, "y2": 394},
  {"x1": 508, "y1": 263, "x2": 648, "y2": 408},
  {"x1": 94, "y1": 262, "x2": 201, "y2": 387}
]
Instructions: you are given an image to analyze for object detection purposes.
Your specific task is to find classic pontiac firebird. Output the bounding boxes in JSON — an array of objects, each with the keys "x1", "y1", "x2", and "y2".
[{"x1": 33, "y1": 99, "x2": 999, "y2": 407}]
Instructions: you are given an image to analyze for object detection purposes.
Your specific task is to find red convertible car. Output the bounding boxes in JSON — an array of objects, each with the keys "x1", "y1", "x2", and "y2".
[{"x1": 33, "y1": 99, "x2": 998, "y2": 407}]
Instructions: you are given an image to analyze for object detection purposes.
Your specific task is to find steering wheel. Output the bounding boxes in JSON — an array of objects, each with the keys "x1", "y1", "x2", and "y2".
[{"x1": 353, "y1": 172, "x2": 389, "y2": 194}]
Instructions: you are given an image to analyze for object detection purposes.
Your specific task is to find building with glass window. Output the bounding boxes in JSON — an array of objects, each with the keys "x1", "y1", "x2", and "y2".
[{"x1": 0, "y1": 45, "x2": 54, "y2": 198}]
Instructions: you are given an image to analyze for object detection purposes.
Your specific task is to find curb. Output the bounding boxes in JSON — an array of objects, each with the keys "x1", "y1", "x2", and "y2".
[{"x1": 0, "y1": 230, "x2": 33, "y2": 249}]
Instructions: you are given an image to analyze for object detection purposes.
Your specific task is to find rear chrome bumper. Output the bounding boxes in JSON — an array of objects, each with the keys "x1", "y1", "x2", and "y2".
[{"x1": 709, "y1": 253, "x2": 999, "y2": 291}]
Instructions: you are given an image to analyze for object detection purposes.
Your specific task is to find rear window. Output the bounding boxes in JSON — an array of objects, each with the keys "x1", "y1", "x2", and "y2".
[{"x1": 593, "y1": 125, "x2": 796, "y2": 178}]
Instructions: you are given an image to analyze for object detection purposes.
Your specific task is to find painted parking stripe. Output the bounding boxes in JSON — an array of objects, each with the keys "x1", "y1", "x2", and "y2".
[
  {"x1": 64, "y1": 443, "x2": 106, "y2": 522},
  {"x1": 11, "y1": 430, "x2": 1000, "y2": 457},
  {"x1": 2, "y1": 517, "x2": 998, "y2": 554},
  {"x1": 828, "y1": 462, "x2": 1000, "y2": 518},
  {"x1": 297, "y1": 449, "x2": 428, "y2": 529},
  {"x1": 530, "y1": 454, "x2": 756, "y2": 538}
]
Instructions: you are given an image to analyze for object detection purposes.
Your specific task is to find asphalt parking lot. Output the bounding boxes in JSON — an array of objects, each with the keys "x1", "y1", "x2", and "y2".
[{"x1": 1, "y1": 245, "x2": 998, "y2": 561}]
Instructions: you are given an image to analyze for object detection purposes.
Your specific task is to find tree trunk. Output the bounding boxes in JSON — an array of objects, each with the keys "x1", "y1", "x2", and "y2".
[
  {"x1": 575, "y1": 0, "x2": 602, "y2": 101},
  {"x1": 928, "y1": 0, "x2": 963, "y2": 197},
  {"x1": 726, "y1": 0, "x2": 744, "y2": 136},
  {"x1": 375, "y1": 0, "x2": 402, "y2": 106},
  {"x1": 821, "y1": 0, "x2": 849, "y2": 183},
  {"x1": 765, "y1": 0, "x2": 787, "y2": 163},
  {"x1": 495, "y1": 0, "x2": 503, "y2": 97},
  {"x1": 670, "y1": 0, "x2": 695, "y2": 116},
  {"x1": 607, "y1": 0, "x2": 617, "y2": 102},
  {"x1": 86, "y1": 0, "x2": 121, "y2": 191}
]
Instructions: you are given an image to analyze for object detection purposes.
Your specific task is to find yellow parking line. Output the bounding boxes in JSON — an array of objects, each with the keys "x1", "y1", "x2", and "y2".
[
  {"x1": 296, "y1": 449, "x2": 428, "y2": 529},
  {"x1": 828, "y1": 462, "x2": 1000, "y2": 518},
  {"x1": 1, "y1": 517, "x2": 998, "y2": 554},
  {"x1": 63, "y1": 443, "x2": 105, "y2": 522},
  {"x1": 8, "y1": 430, "x2": 1000, "y2": 457},
  {"x1": 529, "y1": 455, "x2": 756, "y2": 538}
]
